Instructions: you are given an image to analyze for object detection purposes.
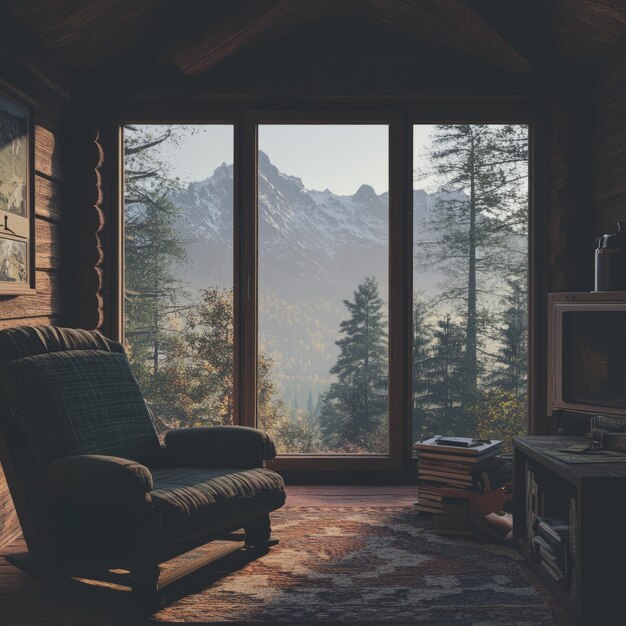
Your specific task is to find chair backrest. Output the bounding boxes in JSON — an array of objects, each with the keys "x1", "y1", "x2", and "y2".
[{"x1": 0, "y1": 326, "x2": 160, "y2": 480}]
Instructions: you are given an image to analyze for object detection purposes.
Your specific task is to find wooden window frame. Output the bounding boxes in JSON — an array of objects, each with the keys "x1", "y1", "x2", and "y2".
[
  {"x1": 114, "y1": 100, "x2": 540, "y2": 478},
  {"x1": 115, "y1": 114, "x2": 244, "y2": 419},
  {"x1": 249, "y1": 111, "x2": 405, "y2": 472},
  {"x1": 408, "y1": 115, "x2": 537, "y2": 450}
]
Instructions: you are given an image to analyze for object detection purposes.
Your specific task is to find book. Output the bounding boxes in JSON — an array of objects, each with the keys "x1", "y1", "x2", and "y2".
[
  {"x1": 533, "y1": 535, "x2": 567, "y2": 570},
  {"x1": 569, "y1": 497, "x2": 578, "y2": 599},
  {"x1": 417, "y1": 457, "x2": 480, "y2": 471},
  {"x1": 416, "y1": 495, "x2": 442, "y2": 506},
  {"x1": 418, "y1": 456, "x2": 498, "y2": 470},
  {"x1": 418, "y1": 460, "x2": 474, "y2": 472},
  {"x1": 414, "y1": 437, "x2": 502, "y2": 456},
  {"x1": 538, "y1": 546, "x2": 558, "y2": 563},
  {"x1": 540, "y1": 557, "x2": 565, "y2": 583},
  {"x1": 417, "y1": 494, "x2": 441, "y2": 502},
  {"x1": 417, "y1": 470, "x2": 474, "y2": 484},
  {"x1": 536, "y1": 516, "x2": 569, "y2": 543},
  {"x1": 415, "y1": 502, "x2": 442, "y2": 514},
  {"x1": 417, "y1": 448, "x2": 502, "y2": 464},
  {"x1": 526, "y1": 463, "x2": 540, "y2": 546}
]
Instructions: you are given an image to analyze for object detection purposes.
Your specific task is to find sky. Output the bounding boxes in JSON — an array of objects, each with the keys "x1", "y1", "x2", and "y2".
[
  {"x1": 259, "y1": 125, "x2": 388, "y2": 195},
  {"x1": 135, "y1": 123, "x2": 438, "y2": 195}
]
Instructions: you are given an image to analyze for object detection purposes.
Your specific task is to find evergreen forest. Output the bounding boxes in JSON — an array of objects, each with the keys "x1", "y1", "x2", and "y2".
[{"x1": 124, "y1": 123, "x2": 528, "y2": 454}]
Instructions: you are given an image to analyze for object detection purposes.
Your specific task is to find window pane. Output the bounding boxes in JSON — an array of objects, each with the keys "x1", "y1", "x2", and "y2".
[
  {"x1": 124, "y1": 124, "x2": 234, "y2": 432},
  {"x1": 412, "y1": 124, "x2": 529, "y2": 451},
  {"x1": 258, "y1": 124, "x2": 389, "y2": 454}
]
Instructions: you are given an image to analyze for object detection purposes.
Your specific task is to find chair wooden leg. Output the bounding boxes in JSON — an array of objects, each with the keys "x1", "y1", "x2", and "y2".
[{"x1": 244, "y1": 513, "x2": 277, "y2": 548}]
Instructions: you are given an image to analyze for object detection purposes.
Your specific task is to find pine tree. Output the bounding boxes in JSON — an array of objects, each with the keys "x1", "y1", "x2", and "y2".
[
  {"x1": 421, "y1": 316, "x2": 468, "y2": 436},
  {"x1": 307, "y1": 389, "x2": 314, "y2": 416},
  {"x1": 319, "y1": 277, "x2": 388, "y2": 450},
  {"x1": 491, "y1": 275, "x2": 528, "y2": 397},
  {"x1": 412, "y1": 295, "x2": 432, "y2": 441},
  {"x1": 420, "y1": 124, "x2": 528, "y2": 402}
]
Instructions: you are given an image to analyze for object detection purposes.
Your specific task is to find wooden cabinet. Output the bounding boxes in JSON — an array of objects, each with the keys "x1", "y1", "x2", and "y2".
[{"x1": 514, "y1": 436, "x2": 626, "y2": 626}]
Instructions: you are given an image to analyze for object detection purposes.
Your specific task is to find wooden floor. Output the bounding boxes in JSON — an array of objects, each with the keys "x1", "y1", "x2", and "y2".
[{"x1": 0, "y1": 486, "x2": 416, "y2": 625}]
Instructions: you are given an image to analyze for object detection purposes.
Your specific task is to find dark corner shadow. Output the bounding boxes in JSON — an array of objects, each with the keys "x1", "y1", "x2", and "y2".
[{"x1": 4, "y1": 544, "x2": 272, "y2": 625}]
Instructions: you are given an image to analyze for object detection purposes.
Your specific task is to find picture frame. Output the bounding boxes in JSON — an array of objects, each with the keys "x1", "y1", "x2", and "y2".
[{"x1": 0, "y1": 80, "x2": 35, "y2": 295}]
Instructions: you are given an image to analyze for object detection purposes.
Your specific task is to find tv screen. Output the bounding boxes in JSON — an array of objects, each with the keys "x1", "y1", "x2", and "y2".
[{"x1": 563, "y1": 311, "x2": 626, "y2": 408}]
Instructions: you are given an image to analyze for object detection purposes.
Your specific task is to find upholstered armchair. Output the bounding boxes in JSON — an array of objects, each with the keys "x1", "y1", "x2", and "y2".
[{"x1": 0, "y1": 326, "x2": 286, "y2": 606}]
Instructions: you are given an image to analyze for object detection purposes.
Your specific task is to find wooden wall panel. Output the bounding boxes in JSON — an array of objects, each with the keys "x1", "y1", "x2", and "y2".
[
  {"x1": 0, "y1": 315, "x2": 60, "y2": 330},
  {"x1": 34, "y1": 218, "x2": 64, "y2": 271},
  {"x1": 0, "y1": 271, "x2": 63, "y2": 321},
  {"x1": 35, "y1": 175, "x2": 63, "y2": 221},
  {"x1": 591, "y1": 42, "x2": 626, "y2": 238},
  {"x1": 0, "y1": 22, "x2": 70, "y2": 549},
  {"x1": 69, "y1": 111, "x2": 111, "y2": 335},
  {"x1": 35, "y1": 124, "x2": 64, "y2": 182},
  {"x1": 546, "y1": 71, "x2": 594, "y2": 294}
]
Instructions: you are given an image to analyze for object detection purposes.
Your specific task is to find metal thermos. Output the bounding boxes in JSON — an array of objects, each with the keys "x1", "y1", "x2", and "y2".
[{"x1": 595, "y1": 221, "x2": 626, "y2": 291}]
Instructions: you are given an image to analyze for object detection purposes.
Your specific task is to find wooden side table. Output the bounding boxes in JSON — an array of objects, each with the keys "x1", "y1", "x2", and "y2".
[{"x1": 513, "y1": 436, "x2": 626, "y2": 626}]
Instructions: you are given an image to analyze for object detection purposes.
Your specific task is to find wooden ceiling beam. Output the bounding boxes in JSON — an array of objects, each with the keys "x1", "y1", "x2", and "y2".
[
  {"x1": 369, "y1": 0, "x2": 534, "y2": 74},
  {"x1": 4, "y1": 0, "x2": 170, "y2": 69},
  {"x1": 554, "y1": 0, "x2": 626, "y2": 61},
  {"x1": 170, "y1": 0, "x2": 353, "y2": 76}
]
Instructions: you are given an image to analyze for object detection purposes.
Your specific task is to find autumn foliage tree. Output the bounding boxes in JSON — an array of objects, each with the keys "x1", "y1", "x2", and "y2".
[{"x1": 123, "y1": 125, "x2": 189, "y2": 407}]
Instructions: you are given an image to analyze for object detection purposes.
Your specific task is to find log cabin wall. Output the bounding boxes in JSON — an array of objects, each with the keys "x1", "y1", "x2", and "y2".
[
  {"x1": 591, "y1": 39, "x2": 626, "y2": 242},
  {"x1": 544, "y1": 66, "x2": 595, "y2": 295},
  {"x1": 0, "y1": 11, "x2": 71, "y2": 549}
]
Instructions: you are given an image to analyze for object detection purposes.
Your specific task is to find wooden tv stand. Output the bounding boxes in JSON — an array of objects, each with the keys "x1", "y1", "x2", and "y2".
[{"x1": 513, "y1": 436, "x2": 626, "y2": 626}]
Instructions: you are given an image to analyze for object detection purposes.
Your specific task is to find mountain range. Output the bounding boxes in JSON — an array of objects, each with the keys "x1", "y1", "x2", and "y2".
[
  {"x1": 171, "y1": 151, "x2": 465, "y2": 405},
  {"x1": 173, "y1": 150, "x2": 463, "y2": 299}
]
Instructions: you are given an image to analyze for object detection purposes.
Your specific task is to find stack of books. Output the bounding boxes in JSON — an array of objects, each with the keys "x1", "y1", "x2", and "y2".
[
  {"x1": 413, "y1": 437, "x2": 503, "y2": 514},
  {"x1": 532, "y1": 516, "x2": 570, "y2": 586}
]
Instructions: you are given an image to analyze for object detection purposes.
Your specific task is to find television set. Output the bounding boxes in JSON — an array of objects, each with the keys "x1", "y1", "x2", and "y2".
[{"x1": 548, "y1": 292, "x2": 626, "y2": 417}]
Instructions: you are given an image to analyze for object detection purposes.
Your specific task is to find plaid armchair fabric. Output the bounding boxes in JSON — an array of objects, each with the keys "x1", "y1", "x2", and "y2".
[
  {"x1": 48, "y1": 454, "x2": 153, "y2": 505},
  {"x1": 0, "y1": 326, "x2": 161, "y2": 477},
  {"x1": 165, "y1": 426, "x2": 277, "y2": 468},
  {"x1": 0, "y1": 325, "x2": 286, "y2": 584}
]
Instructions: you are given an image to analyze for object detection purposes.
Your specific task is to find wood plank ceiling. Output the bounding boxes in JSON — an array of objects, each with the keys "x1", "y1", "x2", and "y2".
[{"x1": 3, "y1": 0, "x2": 625, "y2": 76}]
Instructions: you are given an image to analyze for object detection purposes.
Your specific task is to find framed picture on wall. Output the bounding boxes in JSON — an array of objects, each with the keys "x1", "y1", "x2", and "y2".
[{"x1": 0, "y1": 80, "x2": 35, "y2": 295}]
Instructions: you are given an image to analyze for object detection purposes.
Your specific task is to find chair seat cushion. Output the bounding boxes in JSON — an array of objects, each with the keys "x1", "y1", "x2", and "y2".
[{"x1": 150, "y1": 467, "x2": 286, "y2": 536}]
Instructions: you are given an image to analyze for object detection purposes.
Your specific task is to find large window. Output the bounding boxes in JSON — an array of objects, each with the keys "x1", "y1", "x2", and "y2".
[
  {"x1": 412, "y1": 124, "x2": 529, "y2": 448},
  {"x1": 257, "y1": 125, "x2": 389, "y2": 454},
  {"x1": 123, "y1": 124, "x2": 234, "y2": 430},
  {"x1": 121, "y1": 115, "x2": 531, "y2": 466}
]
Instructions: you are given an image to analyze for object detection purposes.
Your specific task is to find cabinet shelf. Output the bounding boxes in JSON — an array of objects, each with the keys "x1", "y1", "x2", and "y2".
[{"x1": 514, "y1": 436, "x2": 626, "y2": 626}]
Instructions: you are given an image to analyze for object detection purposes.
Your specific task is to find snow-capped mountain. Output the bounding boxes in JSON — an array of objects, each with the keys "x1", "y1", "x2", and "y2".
[{"x1": 173, "y1": 150, "x2": 460, "y2": 300}]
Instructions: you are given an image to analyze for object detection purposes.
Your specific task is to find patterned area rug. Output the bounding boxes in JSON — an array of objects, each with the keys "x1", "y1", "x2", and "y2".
[{"x1": 152, "y1": 506, "x2": 571, "y2": 625}]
